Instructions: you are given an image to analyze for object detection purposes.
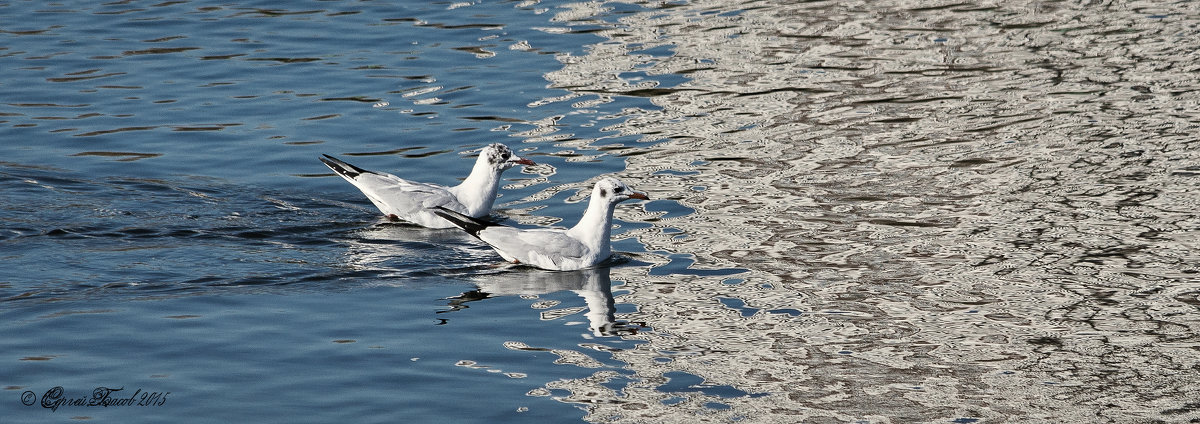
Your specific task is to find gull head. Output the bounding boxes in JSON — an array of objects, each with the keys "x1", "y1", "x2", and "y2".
[
  {"x1": 481, "y1": 143, "x2": 535, "y2": 171},
  {"x1": 593, "y1": 177, "x2": 649, "y2": 205}
]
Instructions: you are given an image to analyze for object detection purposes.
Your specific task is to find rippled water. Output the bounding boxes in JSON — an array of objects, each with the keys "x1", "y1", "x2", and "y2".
[
  {"x1": 2, "y1": 1, "x2": 664, "y2": 422},
  {"x1": 4, "y1": 0, "x2": 1199, "y2": 422},
  {"x1": 548, "y1": 0, "x2": 1199, "y2": 422}
]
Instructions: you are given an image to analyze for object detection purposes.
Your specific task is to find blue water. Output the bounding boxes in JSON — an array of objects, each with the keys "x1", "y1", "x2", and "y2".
[
  {"x1": 1, "y1": 1, "x2": 694, "y2": 422},
  {"x1": 8, "y1": 0, "x2": 1200, "y2": 422}
]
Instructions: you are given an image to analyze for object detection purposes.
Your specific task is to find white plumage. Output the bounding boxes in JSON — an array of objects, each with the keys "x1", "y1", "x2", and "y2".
[
  {"x1": 435, "y1": 177, "x2": 649, "y2": 271},
  {"x1": 320, "y1": 143, "x2": 533, "y2": 228}
]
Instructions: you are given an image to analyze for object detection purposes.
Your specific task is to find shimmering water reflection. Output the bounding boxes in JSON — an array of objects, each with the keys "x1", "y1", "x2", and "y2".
[
  {"x1": 4, "y1": 0, "x2": 1199, "y2": 422},
  {"x1": 538, "y1": 0, "x2": 1200, "y2": 422}
]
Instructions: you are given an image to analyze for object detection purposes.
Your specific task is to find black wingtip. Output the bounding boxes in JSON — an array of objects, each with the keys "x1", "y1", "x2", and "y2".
[
  {"x1": 319, "y1": 154, "x2": 370, "y2": 179},
  {"x1": 432, "y1": 206, "x2": 496, "y2": 238}
]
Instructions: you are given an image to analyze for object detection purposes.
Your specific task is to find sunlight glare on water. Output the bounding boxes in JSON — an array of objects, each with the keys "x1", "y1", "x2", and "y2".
[
  {"x1": 539, "y1": 0, "x2": 1200, "y2": 422},
  {"x1": 3, "y1": 0, "x2": 1199, "y2": 422}
]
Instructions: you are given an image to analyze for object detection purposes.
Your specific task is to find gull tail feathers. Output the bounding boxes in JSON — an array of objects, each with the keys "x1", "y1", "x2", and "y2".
[
  {"x1": 433, "y1": 206, "x2": 499, "y2": 238},
  {"x1": 319, "y1": 154, "x2": 372, "y2": 179}
]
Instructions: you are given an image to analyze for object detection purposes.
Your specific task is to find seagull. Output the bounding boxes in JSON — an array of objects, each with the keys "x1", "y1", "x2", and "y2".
[
  {"x1": 434, "y1": 177, "x2": 649, "y2": 271},
  {"x1": 320, "y1": 143, "x2": 534, "y2": 228}
]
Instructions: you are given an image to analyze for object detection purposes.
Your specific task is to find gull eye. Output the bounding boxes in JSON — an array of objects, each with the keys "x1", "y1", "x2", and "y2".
[{"x1": 613, "y1": 186, "x2": 624, "y2": 194}]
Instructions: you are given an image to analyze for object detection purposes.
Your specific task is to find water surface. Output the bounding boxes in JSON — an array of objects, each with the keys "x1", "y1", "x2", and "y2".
[
  {"x1": 4, "y1": 0, "x2": 1199, "y2": 423},
  {"x1": 547, "y1": 0, "x2": 1199, "y2": 422}
]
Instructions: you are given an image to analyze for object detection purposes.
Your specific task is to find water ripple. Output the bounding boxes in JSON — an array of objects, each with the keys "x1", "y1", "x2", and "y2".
[
  {"x1": 537, "y1": 0, "x2": 1200, "y2": 421},
  {"x1": 0, "y1": 164, "x2": 481, "y2": 304}
]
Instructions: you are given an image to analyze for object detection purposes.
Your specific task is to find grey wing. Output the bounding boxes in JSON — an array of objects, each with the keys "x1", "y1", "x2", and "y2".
[
  {"x1": 478, "y1": 228, "x2": 589, "y2": 266},
  {"x1": 351, "y1": 172, "x2": 466, "y2": 215}
]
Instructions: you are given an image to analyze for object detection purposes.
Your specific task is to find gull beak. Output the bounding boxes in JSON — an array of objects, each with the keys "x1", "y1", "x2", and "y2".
[
  {"x1": 628, "y1": 191, "x2": 649, "y2": 201},
  {"x1": 512, "y1": 157, "x2": 536, "y2": 166}
]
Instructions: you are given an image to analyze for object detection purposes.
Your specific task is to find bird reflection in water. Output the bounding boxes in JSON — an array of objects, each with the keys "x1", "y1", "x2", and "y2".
[
  {"x1": 336, "y1": 222, "x2": 644, "y2": 336},
  {"x1": 336, "y1": 221, "x2": 493, "y2": 274},
  {"x1": 443, "y1": 266, "x2": 644, "y2": 337}
]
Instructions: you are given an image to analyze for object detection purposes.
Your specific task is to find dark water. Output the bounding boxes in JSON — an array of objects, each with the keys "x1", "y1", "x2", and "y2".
[
  {"x1": 1, "y1": 1, "x2": 673, "y2": 422},
  {"x1": 3, "y1": 0, "x2": 1199, "y2": 423}
]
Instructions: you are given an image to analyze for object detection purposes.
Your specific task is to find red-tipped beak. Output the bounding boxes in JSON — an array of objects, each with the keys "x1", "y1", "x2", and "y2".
[
  {"x1": 628, "y1": 191, "x2": 649, "y2": 200},
  {"x1": 512, "y1": 157, "x2": 536, "y2": 166}
]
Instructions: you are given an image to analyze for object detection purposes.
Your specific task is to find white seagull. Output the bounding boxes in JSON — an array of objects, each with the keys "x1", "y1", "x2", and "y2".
[
  {"x1": 434, "y1": 177, "x2": 649, "y2": 271},
  {"x1": 320, "y1": 143, "x2": 534, "y2": 228}
]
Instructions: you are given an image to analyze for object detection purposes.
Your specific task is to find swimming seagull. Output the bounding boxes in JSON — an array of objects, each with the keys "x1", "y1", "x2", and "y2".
[
  {"x1": 434, "y1": 177, "x2": 649, "y2": 271},
  {"x1": 320, "y1": 143, "x2": 534, "y2": 228}
]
